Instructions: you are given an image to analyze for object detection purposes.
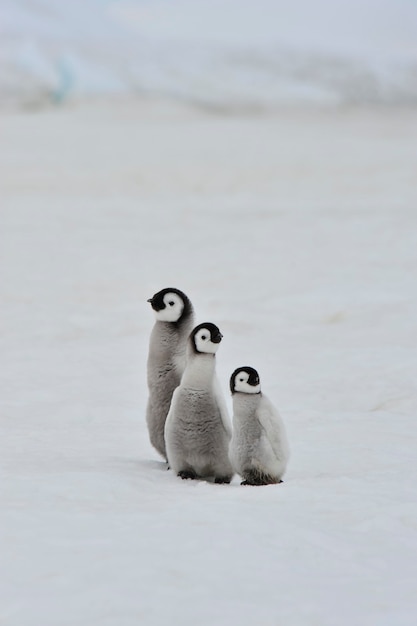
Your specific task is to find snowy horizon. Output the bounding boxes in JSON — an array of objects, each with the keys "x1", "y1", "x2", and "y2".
[{"x1": 1, "y1": 0, "x2": 417, "y2": 109}]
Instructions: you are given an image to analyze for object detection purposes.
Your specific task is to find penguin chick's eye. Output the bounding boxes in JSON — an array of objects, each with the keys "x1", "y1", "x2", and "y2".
[
  {"x1": 239, "y1": 378, "x2": 244, "y2": 382},
  {"x1": 169, "y1": 301, "x2": 174, "y2": 306},
  {"x1": 201, "y1": 335, "x2": 207, "y2": 340}
]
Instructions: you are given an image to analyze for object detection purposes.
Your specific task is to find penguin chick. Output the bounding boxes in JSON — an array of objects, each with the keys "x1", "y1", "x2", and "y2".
[
  {"x1": 229, "y1": 367, "x2": 290, "y2": 485},
  {"x1": 146, "y1": 287, "x2": 194, "y2": 460},
  {"x1": 165, "y1": 323, "x2": 234, "y2": 483}
]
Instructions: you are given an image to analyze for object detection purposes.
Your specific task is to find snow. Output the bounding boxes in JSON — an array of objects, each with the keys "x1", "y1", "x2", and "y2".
[
  {"x1": 1, "y1": 0, "x2": 417, "y2": 108},
  {"x1": 1, "y1": 99, "x2": 417, "y2": 624}
]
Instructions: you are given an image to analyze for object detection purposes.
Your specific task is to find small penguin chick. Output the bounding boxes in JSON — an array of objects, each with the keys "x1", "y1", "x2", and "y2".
[
  {"x1": 165, "y1": 323, "x2": 234, "y2": 484},
  {"x1": 229, "y1": 367, "x2": 290, "y2": 486},
  {"x1": 146, "y1": 288, "x2": 194, "y2": 461}
]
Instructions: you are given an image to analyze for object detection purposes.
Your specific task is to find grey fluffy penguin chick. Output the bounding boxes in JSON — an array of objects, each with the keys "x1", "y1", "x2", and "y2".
[
  {"x1": 165, "y1": 323, "x2": 234, "y2": 483},
  {"x1": 229, "y1": 367, "x2": 290, "y2": 485},
  {"x1": 146, "y1": 288, "x2": 194, "y2": 460}
]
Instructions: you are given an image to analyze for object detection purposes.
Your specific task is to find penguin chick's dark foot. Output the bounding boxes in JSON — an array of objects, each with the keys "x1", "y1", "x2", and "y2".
[
  {"x1": 241, "y1": 468, "x2": 283, "y2": 486},
  {"x1": 214, "y1": 476, "x2": 232, "y2": 484},
  {"x1": 178, "y1": 469, "x2": 197, "y2": 480},
  {"x1": 241, "y1": 478, "x2": 283, "y2": 486}
]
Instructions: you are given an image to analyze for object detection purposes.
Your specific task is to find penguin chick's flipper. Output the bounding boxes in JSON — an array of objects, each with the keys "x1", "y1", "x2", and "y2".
[{"x1": 178, "y1": 469, "x2": 197, "y2": 480}]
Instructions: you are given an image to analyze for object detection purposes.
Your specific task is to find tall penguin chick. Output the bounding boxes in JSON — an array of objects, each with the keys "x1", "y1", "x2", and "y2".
[
  {"x1": 146, "y1": 287, "x2": 194, "y2": 460},
  {"x1": 229, "y1": 367, "x2": 290, "y2": 485},
  {"x1": 165, "y1": 323, "x2": 234, "y2": 483}
]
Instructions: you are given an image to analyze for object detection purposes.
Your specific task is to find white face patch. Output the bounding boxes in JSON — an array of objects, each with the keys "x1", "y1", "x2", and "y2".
[
  {"x1": 154, "y1": 293, "x2": 184, "y2": 322},
  {"x1": 234, "y1": 371, "x2": 261, "y2": 394},
  {"x1": 194, "y1": 328, "x2": 220, "y2": 354}
]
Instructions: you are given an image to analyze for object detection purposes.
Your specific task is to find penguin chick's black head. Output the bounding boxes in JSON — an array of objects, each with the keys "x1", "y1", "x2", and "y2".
[
  {"x1": 230, "y1": 367, "x2": 261, "y2": 394},
  {"x1": 191, "y1": 322, "x2": 223, "y2": 354},
  {"x1": 147, "y1": 287, "x2": 192, "y2": 324}
]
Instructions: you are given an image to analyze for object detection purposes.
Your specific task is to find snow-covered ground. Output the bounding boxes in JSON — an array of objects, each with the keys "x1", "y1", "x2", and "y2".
[
  {"x1": 1, "y1": 99, "x2": 417, "y2": 624},
  {"x1": 1, "y1": 0, "x2": 417, "y2": 108}
]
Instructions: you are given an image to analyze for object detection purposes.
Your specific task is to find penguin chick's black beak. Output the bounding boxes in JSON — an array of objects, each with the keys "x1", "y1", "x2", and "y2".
[
  {"x1": 212, "y1": 332, "x2": 223, "y2": 344},
  {"x1": 147, "y1": 297, "x2": 158, "y2": 311}
]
